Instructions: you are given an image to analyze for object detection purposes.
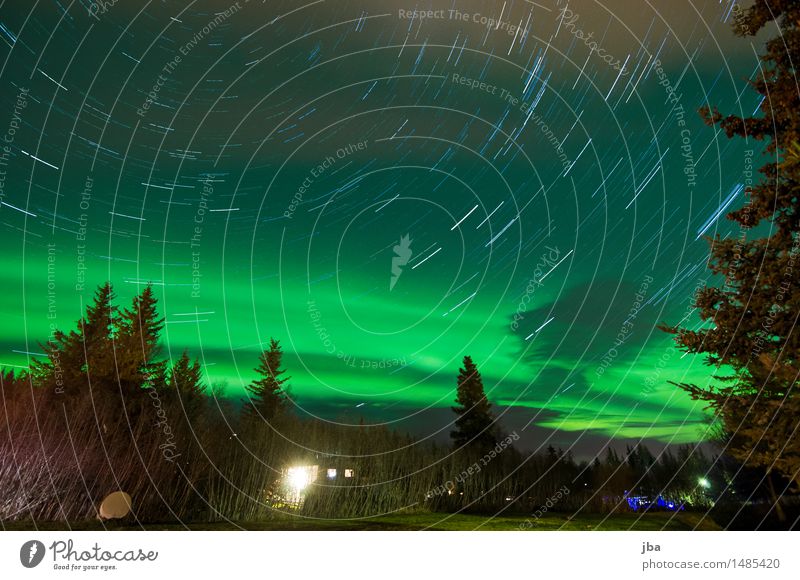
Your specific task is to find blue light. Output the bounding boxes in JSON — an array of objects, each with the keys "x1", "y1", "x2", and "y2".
[{"x1": 625, "y1": 493, "x2": 684, "y2": 512}]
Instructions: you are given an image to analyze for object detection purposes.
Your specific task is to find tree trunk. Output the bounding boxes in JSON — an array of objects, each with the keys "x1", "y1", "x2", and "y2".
[{"x1": 766, "y1": 475, "x2": 786, "y2": 523}]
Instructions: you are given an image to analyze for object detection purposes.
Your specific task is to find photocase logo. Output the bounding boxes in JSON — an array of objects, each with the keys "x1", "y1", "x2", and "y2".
[
  {"x1": 390, "y1": 234, "x2": 413, "y2": 291},
  {"x1": 20, "y1": 540, "x2": 45, "y2": 568}
]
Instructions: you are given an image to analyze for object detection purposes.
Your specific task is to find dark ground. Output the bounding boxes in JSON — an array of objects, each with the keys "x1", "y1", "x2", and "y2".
[{"x1": 3, "y1": 512, "x2": 722, "y2": 531}]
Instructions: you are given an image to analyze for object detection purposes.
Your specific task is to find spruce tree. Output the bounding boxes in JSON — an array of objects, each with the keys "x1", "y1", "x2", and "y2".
[
  {"x1": 170, "y1": 350, "x2": 205, "y2": 412},
  {"x1": 660, "y1": 1, "x2": 800, "y2": 492},
  {"x1": 118, "y1": 285, "x2": 165, "y2": 395},
  {"x1": 81, "y1": 281, "x2": 119, "y2": 386},
  {"x1": 450, "y1": 355, "x2": 497, "y2": 450},
  {"x1": 33, "y1": 282, "x2": 118, "y2": 398},
  {"x1": 83, "y1": 282, "x2": 117, "y2": 351},
  {"x1": 243, "y1": 338, "x2": 289, "y2": 422}
]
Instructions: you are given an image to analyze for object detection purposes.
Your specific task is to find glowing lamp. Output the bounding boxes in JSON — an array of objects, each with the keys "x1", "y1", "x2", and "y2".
[{"x1": 287, "y1": 467, "x2": 311, "y2": 492}]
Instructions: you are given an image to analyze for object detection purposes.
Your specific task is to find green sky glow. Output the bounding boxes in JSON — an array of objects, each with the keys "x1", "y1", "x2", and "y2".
[{"x1": 0, "y1": 0, "x2": 765, "y2": 453}]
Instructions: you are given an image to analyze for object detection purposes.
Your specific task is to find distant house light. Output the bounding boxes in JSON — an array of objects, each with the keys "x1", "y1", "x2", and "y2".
[
  {"x1": 344, "y1": 469, "x2": 354, "y2": 478},
  {"x1": 327, "y1": 468, "x2": 337, "y2": 479}
]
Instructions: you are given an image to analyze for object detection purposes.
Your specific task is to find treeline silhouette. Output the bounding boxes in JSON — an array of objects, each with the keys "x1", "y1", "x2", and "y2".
[{"x1": 0, "y1": 283, "x2": 784, "y2": 525}]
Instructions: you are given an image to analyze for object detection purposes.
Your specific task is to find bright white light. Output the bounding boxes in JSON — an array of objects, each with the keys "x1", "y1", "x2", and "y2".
[
  {"x1": 698, "y1": 477, "x2": 710, "y2": 489},
  {"x1": 287, "y1": 467, "x2": 310, "y2": 491},
  {"x1": 327, "y1": 468, "x2": 337, "y2": 479}
]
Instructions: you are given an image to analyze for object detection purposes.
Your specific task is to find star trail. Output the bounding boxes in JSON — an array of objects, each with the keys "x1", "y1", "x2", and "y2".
[{"x1": 0, "y1": 0, "x2": 767, "y2": 455}]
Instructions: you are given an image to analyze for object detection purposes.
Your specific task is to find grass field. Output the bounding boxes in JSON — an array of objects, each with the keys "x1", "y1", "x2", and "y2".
[{"x1": 3, "y1": 511, "x2": 721, "y2": 531}]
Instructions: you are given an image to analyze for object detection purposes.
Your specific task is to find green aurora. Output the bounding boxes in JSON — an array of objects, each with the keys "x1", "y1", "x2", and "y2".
[{"x1": 0, "y1": 0, "x2": 768, "y2": 453}]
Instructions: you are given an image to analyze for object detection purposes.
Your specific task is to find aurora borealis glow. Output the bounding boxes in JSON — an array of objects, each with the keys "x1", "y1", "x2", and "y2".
[{"x1": 0, "y1": 0, "x2": 769, "y2": 455}]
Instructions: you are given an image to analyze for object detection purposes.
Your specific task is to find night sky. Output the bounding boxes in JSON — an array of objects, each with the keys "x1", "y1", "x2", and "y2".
[{"x1": 0, "y1": 0, "x2": 770, "y2": 456}]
